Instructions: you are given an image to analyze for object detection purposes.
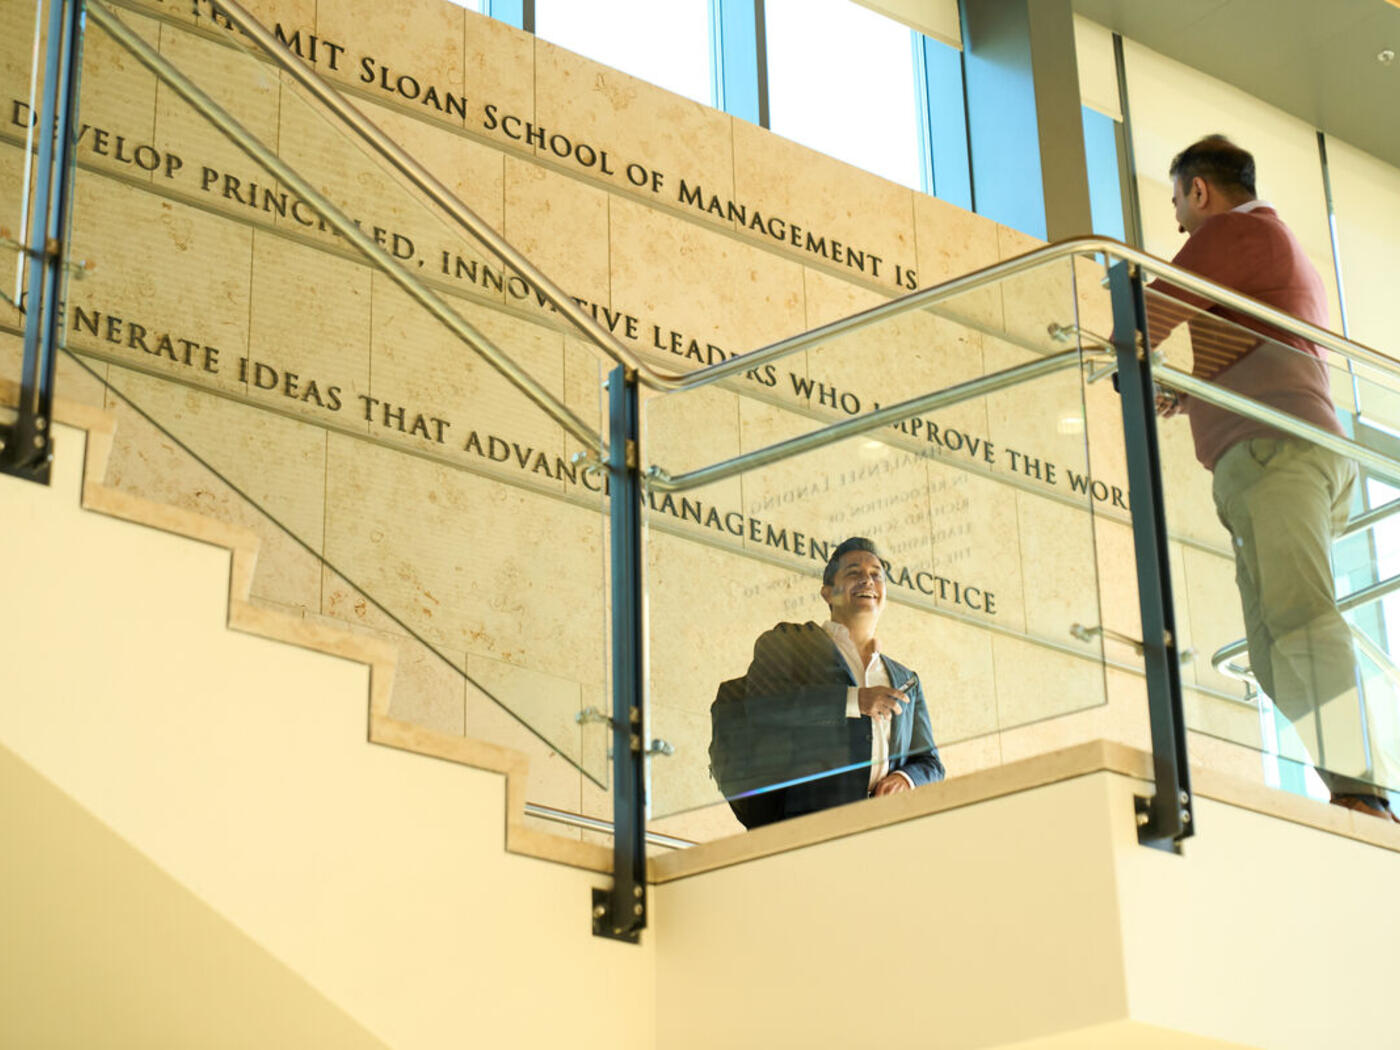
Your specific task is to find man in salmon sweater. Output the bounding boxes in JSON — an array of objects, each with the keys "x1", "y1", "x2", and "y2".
[{"x1": 1151, "y1": 135, "x2": 1396, "y2": 820}]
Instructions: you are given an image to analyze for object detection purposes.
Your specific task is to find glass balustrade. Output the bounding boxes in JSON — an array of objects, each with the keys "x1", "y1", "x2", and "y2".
[
  {"x1": 642, "y1": 255, "x2": 1114, "y2": 841},
  {"x1": 16, "y1": 0, "x2": 621, "y2": 826},
  {"x1": 7, "y1": 0, "x2": 1400, "y2": 858},
  {"x1": 0, "y1": 0, "x2": 54, "y2": 375},
  {"x1": 1132, "y1": 276, "x2": 1400, "y2": 798}
]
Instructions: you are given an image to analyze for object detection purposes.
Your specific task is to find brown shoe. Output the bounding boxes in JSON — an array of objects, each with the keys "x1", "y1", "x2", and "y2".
[{"x1": 1331, "y1": 794, "x2": 1400, "y2": 823}]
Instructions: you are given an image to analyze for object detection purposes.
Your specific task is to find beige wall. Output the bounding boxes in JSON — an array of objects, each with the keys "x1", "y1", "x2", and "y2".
[
  {"x1": 654, "y1": 767, "x2": 1400, "y2": 1049},
  {"x1": 0, "y1": 422, "x2": 656, "y2": 1050},
  {"x1": 1325, "y1": 136, "x2": 1400, "y2": 428},
  {"x1": 1, "y1": 739, "x2": 396, "y2": 1050}
]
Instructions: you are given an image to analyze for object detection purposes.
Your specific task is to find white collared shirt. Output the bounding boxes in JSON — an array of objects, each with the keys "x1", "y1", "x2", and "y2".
[{"x1": 822, "y1": 620, "x2": 913, "y2": 792}]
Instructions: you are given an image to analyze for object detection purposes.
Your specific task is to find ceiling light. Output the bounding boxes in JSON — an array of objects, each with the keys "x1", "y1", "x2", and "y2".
[{"x1": 1380, "y1": 48, "x2": 1396, "y2": 65}]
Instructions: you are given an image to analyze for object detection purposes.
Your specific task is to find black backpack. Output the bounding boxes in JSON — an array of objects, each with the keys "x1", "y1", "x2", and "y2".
[{"x1": 708, "y1": 675, "x2": 785, "y2": 829}]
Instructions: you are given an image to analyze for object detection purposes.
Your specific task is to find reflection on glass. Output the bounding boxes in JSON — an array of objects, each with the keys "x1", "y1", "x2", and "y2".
[
  {"x1": 535, "y1": 0, "x2": 713, "y2": 106},
  {"x1": 643, "y1": 264, "x2": 1110, "y2": 839},
  {"x1": 1365, "y1": 477, "x2": 1400, "y2": 661},
  {"x1": 765, "y1": 0, "x2": 920, "y2": 189},
  {"x1": 1345, "y1": 475, "x2": 1400, "y2": 797},
  {"x1": 61, "y1": 8, "x2": 614, "y2": 797},
  {"x1": 709, "y1": 537, "x2": 946, "y2": 829}
]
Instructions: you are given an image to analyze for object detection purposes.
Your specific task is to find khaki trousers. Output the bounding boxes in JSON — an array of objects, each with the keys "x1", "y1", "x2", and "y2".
[{"x1": 1211, "y1": 437, "x2": 1391, "y2": 792}]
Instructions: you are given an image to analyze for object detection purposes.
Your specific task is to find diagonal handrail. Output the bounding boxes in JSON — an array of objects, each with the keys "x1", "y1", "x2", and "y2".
[
  {"x1": 1161, "y1": 366, "x2": 1400, "y2": 487},
  {"x1": 670, "y1": 236, "x2": 1400, "y2": 395},
  {"x1": 641, "y1": 333, "x2": 1400, "y2": 501},
  {"x1": 646, "y1": 349, "x2": 1083, "y2": 492},
  {"x1": 208, "y1": 0, "x2": 670, "y2": 389},
  {"x1": 1212, "y1": 571, "x2": 1400, "y2": 681},
  {"x1": 77, "y1": 0, "x2": 1400, "y2": 542},
  {"x1": 175, "y1": 5, "x2": 1400, "y2": 401},
  {"x1": 1344, "y1": 496, "x2": 1400, "y2": 539},
  {"x1": 84, "y1": 0, "x2": 604, "y2": 454}
]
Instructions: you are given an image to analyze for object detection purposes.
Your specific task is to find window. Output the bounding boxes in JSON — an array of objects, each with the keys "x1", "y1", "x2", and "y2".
[
  {"x1": 764, "y1": 0, "x2": 921, "y2": 190},
  {"x1": 1081, "y1": 107, "x2": 1126, "y2": 241},
  {"x1": 535, "y1": 0, "x2": 714, "y2": 107}
]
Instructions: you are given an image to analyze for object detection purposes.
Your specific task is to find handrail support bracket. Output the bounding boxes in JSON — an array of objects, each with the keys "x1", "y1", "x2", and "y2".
[
  {"x1": 1108, "y1": 261, "x2": 1194, "y2": 852},
  {"x1": 593, "y1": 364, "x2": 647, "y2": 943}
]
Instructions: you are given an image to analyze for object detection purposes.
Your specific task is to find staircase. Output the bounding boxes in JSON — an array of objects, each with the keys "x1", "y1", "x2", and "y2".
[{"x1": 0, "y1": 401, "x2": 655, "y2": 1050}]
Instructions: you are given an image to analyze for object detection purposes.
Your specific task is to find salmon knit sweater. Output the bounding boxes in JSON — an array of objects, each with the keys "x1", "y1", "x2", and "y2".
[{"x1": 1147, "y1": 204, "x2": 1344, "y2": 470}]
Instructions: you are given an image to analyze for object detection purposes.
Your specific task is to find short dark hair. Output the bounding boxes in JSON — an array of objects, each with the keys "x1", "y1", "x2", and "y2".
[
  {"x1": 1169, "y1": 135, "x2": 1256, "y2": 197},
  {"x1": 822, "y1": 536, "x2": 881, "y2": 587}
]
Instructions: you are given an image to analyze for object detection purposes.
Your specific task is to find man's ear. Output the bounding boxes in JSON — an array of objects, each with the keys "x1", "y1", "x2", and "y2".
[
  {"x1": 820, "y1": 584, "x2": 832, "y2": 607},
  {"x1": 1190, "y1": 175, "x2": 1210, "y2": 207}
]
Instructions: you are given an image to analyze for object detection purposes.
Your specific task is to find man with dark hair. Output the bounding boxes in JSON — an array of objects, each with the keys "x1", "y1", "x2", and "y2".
[
  {"x1": 709, "y1": 537, "x2": 945, "y2": 829},
  {"x1": 1168, "y1": 134, "x2": 1257, "y2": 202},
  {"x1": 1150, "y1": 135, "x2": 1397, "y2": 820}
]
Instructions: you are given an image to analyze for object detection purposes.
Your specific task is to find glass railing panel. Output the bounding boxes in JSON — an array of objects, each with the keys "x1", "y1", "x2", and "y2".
[
  {"x1": 53, "y1": 2, "x2": 616, "y2": 813},
  {"x1": 1342, "y1": 472, "x2": 1400, "y2": 799},
  {"x1": 0, "y1": 0, "x2": 39, "y2": 326},
  {"x1": 44, "y1": 352, "x2": 608, "y2": 843},
  {"x1": 1, "y1": 0, "x2": 45, "y2": 378},
  {"x1": 1353, "y1": 360, "x2": 1400, "y2": 437},
  {"x1": 76, "y1": 0, "x2": 621, "y2": 352},
  {"x1": 1139, "y1": 279, "x2": 1400, "y2": 797},
  {"x1": 642, "y1": 263, "x2": 1111, "y2": 840},
  {"x1": 644, "y1": 256, "x2": 1091, "y2": 480},
  {"x1": 214, "y1": 0, "x2": 603, "y2": 343},
  {"x1": 2, "y1": 1, "x2": 153, "y2": 410}
]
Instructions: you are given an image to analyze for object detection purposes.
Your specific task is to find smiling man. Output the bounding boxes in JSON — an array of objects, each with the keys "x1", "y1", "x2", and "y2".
[{"x1": 709, "y1": 536, "x2": 945, "y2": 829}]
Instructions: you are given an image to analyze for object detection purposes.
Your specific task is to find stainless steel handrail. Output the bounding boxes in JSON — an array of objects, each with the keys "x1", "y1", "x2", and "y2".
[
  {"x1": 524, "y1": 802, "x2": 695, "y2": 850},
  {"x1": 1160, "y1": 366, "x2": 1400, "y2": 486},
  {"x1": 211, "y1": 0, "x2": 673, "y2": 389},
  {"x1": 1351, "y1": 624, "x2": 1400, "y2": 687},
  {"x1": 1342, "y1": 496, "x2": 1400, "y2": 540},
  {"x1": 646, "y1": 349, "x2": 1082, "y2": 493},
  {"x1": 82, "y1": 2, "x2": 1400, "y2": 504},
  {"x1": 1211, "y1": 570, "x2": 1400, "y2": 678},
  {"x1": 12, "y1": 0, "x2": 46, "y2": 306},
  {"x1": 167, "y1": 4, "x2": 1400, "y2": 400},
  {"x1": 669, "y1": 235, "x2": 1400, "y2": 395},
  {"x1": 81, "y1": 0, "x2": 1400, "y2": 537},
  {"x1": 655, "y1": 248, "x2": 1090, "y2": 391},
  {"x1": 86, "y1": 0, "x2": 604, "y2": 454},
  {"x1": 647, "y1": 352, "x2": 1400, "y2": 498}
]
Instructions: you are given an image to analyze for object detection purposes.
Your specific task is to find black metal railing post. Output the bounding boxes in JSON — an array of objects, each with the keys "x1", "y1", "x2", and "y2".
[
  {"x1": 1108, "y1": 260, "x2": 1194, "y2": 851},
  {"x1": 593, "y1": 365, "x2": 647, "y2": 942},
  {"x1": 1, "y1": 0, "x2": 86, "y2": 484}
]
